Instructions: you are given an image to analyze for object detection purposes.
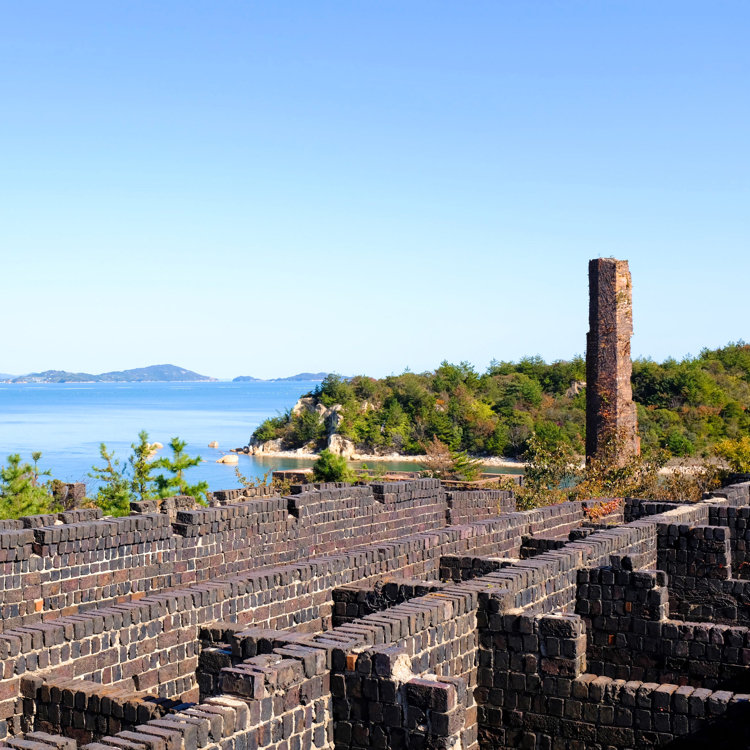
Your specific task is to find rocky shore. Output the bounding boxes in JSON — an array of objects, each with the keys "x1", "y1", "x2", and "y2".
[{"x1": 235, "y1": 445, "x2": 526, "y2": 469}]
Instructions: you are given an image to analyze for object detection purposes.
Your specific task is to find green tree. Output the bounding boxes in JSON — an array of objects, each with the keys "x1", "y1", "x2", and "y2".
[
  {"x1": 419, "y1": 436, "x2": 484, "y2": 481},
  {"x1": 312, "y1": 449, "x2": 353, "y2": 483},
  {"x1": 153, "y1": 437, "x2": 208, "y2": 502},
  {"x1": 250, "y1": 342, "x2": 750, "y2": 463},
  {"x1": 89, "y1": 443, "x2": 132, "y2": 516},
  {"x1": 30, "y1": 451, "x2": 51, "y2": 487},
  {"x1": 314, "y1": 374, "x2": 353, "y2": 407},
  {"x1": 0, "y1": 453, "x2": 53, "y2": 518},
  {"x1": 715, "y1": 436, "x2": 750, "y2": 473},
  {"x1": 252, "y1": 412, "x2": 289, "y2": 442},
  {"x1": 129, "y1": 430, "x2": 156, "y2": 502},
  {"x1": 519, "y1": 434, "x2": 581, "y2": 508}
]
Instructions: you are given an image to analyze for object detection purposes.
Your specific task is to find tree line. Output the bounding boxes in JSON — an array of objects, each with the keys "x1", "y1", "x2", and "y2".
[{"x1": 253, "y1": 342, "x2": 750, "y2": 465}]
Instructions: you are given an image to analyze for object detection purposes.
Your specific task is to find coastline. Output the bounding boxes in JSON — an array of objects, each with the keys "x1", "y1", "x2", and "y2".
[
  {"x1": 244, "y1": 448, "x2": 525, "y2": 470},
  {"x1": 244, "y1": 448, "x2": 718, "y2": 477}
]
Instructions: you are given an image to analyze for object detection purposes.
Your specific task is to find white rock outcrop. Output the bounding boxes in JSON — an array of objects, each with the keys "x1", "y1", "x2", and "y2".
[
  {"x1": 291, "y1": 397, "x2": 316, "y2": 416},
  {"x1": 248, "y1": 438, "x2": 284, "y2": 455},
  {"x1": 326, "y1": 404, "x2": 343, "y2": 432},
  {"x1": 327, "y1": 433, "x2": 356, "y2": 459}
]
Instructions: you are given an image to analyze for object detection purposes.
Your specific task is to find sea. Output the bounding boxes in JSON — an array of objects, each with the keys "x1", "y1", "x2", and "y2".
[{"x1": 0, "y1": 381, "x2": 519, "y2": 494}]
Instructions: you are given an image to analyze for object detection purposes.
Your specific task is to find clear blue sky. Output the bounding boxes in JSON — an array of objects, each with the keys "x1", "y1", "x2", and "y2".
[{"x1": 1, "y1": 2, "x2": 747, "y2": 379}]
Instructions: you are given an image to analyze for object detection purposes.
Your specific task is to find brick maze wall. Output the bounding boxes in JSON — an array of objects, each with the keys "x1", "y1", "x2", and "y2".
[
  {"x1": 475, "y1": 607, "x2": 750, "y2": 749},
  {"x1": 445, "y1": 490, "x2": 515, "y2": 526},
  {"x1": 0, "y1": 481, "x2": 452, "y2": 634},
  {"x1": 3, "y1": 480, "x2": 750, "y2": 750},
  {"x1": 0, "y1": 481, "x2": 576, "y2": 735},
  {"x1": 577, "y1": 567, "x2": 750, "y2": 691},
  {"x1": 327, "y1": 585, "x2": 480, "y2": 750}
]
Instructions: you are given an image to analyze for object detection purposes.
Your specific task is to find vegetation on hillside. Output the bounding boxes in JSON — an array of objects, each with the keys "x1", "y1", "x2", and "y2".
[{"x1": 252, "y1": 342, "x2": 750, "y2": 463}]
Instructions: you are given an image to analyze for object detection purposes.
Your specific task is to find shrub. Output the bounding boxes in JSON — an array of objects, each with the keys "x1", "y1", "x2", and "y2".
[
  {"x1": 312, "y1": 449, "x2": 353, "y2": 483},
  {"x1": 715, "y1": 436, "x2": 750, "y2": 473},
  {"x1": 89, "y1": 443, "x2": 132, "y2": 516},
  {"x1": 0, "y1": 453, "x2": 54, "y2": 518}
]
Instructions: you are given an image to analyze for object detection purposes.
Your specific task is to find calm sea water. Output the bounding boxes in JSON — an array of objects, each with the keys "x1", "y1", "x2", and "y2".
[
  {"x1": 0, "y1": 381, "x2": 323, "y2": 492},
  {"x1": 0, "y1": 381, "x2": 520, "y2": 493}
]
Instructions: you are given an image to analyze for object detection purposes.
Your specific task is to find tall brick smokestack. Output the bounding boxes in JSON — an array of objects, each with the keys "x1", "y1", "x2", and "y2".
[{"x1": 586, "y1": 258, "x2": 640, "y2": 465}]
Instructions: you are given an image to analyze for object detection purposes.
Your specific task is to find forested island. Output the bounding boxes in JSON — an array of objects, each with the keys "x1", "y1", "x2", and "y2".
[
  {"x1": 251, "y1": 342, "x2": 750, "y2": 462},
  {"x1": 233, "y1": 372, "x2": 329, "y2": 382},
  {"x1": 7, "y1": 364, "x2": 215, "y2": 383}
]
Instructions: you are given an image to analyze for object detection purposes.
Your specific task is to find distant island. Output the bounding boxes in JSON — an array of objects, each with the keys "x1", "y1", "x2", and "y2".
[
  {"x1": 2, "y1": 367, "x2": 340, "y2": 384},
  {"x1": 8, "y1": 364, "x2": 216, "y2": 383},
  {"x1": 233, "y1": 372, "x2": 330, "y2": 383}
]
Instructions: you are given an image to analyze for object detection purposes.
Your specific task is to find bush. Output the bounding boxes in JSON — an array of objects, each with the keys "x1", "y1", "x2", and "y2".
[
  {"x1": 715, "y1": 436, "x2": 750, "y2": 473},
  {"x1": 312, "y1": 450, "x2": 353, "y2": 483},
  {"x1": 665, "y1": 429, "x2": 695, "y2": 457},
  {"x1": 0, "y1": 453, "x2": 54, "y2": 518},
  {"x1": 89, "y1": 443, "x2": 132, "y2": 516},
  {"x1": 419, "y1": 437, "x2": 483, "y2": 481},
  {"x1": 252, "y1": 413, "x2": 288, "y2": 442}
]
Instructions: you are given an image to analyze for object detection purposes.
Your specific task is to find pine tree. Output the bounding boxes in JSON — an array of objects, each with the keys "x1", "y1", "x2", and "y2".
[
  {"x1": 0, "y1": 453, "x2": 53, "y2": 518},
  {"x1": 129, "y1": 430, "x2": 156, "y2": 502},
  {"x1": 153, "y1": 437, "x2": 208, "y2": 503},
  {"x1": 89, "y1": 443, "x2": 132, "y2": 516},
  {"x1": 30, "y1": 451, "x2": 51, "y2": 487},
  {"x1": 312, "y1": 449, "x2": 353, "y2": 483}
]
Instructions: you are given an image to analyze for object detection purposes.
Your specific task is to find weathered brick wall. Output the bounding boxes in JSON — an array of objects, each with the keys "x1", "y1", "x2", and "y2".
[
  {"x1": 475, "y1": 608, "x2": 750, "y2": 749},
  {"x1": 0, "y1": 481, "x2": 450, "y2": 633},
  {"x1": 331, "y1": 579, "x2": 447, "y2": 627},
  {"x1": 709, "y1": 499, "x2": 750, "y2": 579},
  {"x1": 1, "y1": 483, "x2": 578, "y2": 736},
  {"x1": 658, "y1": 522, "x2": 737, "y2": 624},
  {"x1": 4, "y1": 480, "x2": 750, "y2": 750},
  {"x1": 27, "y1": 648, "x2": 336, "y2": 750},
  {"x1": 22, "y1": 674, "x2": 171, "y2": 743},
  {"x1": 326, "y1": 585, "x2": 480, "y2": 750},
  {"x1": 0, "y1": 486, "x2": 600, "y2": 645},
  {"x1": 445, "y1": 490, "x2": 515, "y2": 525},
  {"x1": 577, "y1": 567, "x2": 750, "y2": 691}
]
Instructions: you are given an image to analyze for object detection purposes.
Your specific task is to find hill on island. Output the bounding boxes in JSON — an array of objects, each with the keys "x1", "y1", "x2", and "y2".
[
  {"x1": 233, "y1": 372, "x2": 329, "y2": 382},
  {"x1": 12, "y1": 364, "x2": 215, "y2": 383},
  {"x1": 251, "y1": 343, "x2": 750, "y2": 461}
]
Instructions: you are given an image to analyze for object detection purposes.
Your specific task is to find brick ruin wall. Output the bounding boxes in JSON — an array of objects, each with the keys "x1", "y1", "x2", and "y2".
[{"x1": 1, "y1": 479, "x2": 750, "y2": 750}]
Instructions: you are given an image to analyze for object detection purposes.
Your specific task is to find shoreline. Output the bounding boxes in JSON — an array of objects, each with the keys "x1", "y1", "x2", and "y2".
[
  {"x1": 243, "y1": 448, "x2": 719, "y2": 476},
  {"x1": 244, "y1": 448, "x2": 526, "y2": 470}
]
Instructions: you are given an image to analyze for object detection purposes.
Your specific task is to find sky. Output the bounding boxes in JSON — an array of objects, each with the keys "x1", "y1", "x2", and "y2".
[{"x1": 1, "y1": 2, "x2": 747, "y2": 380}]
